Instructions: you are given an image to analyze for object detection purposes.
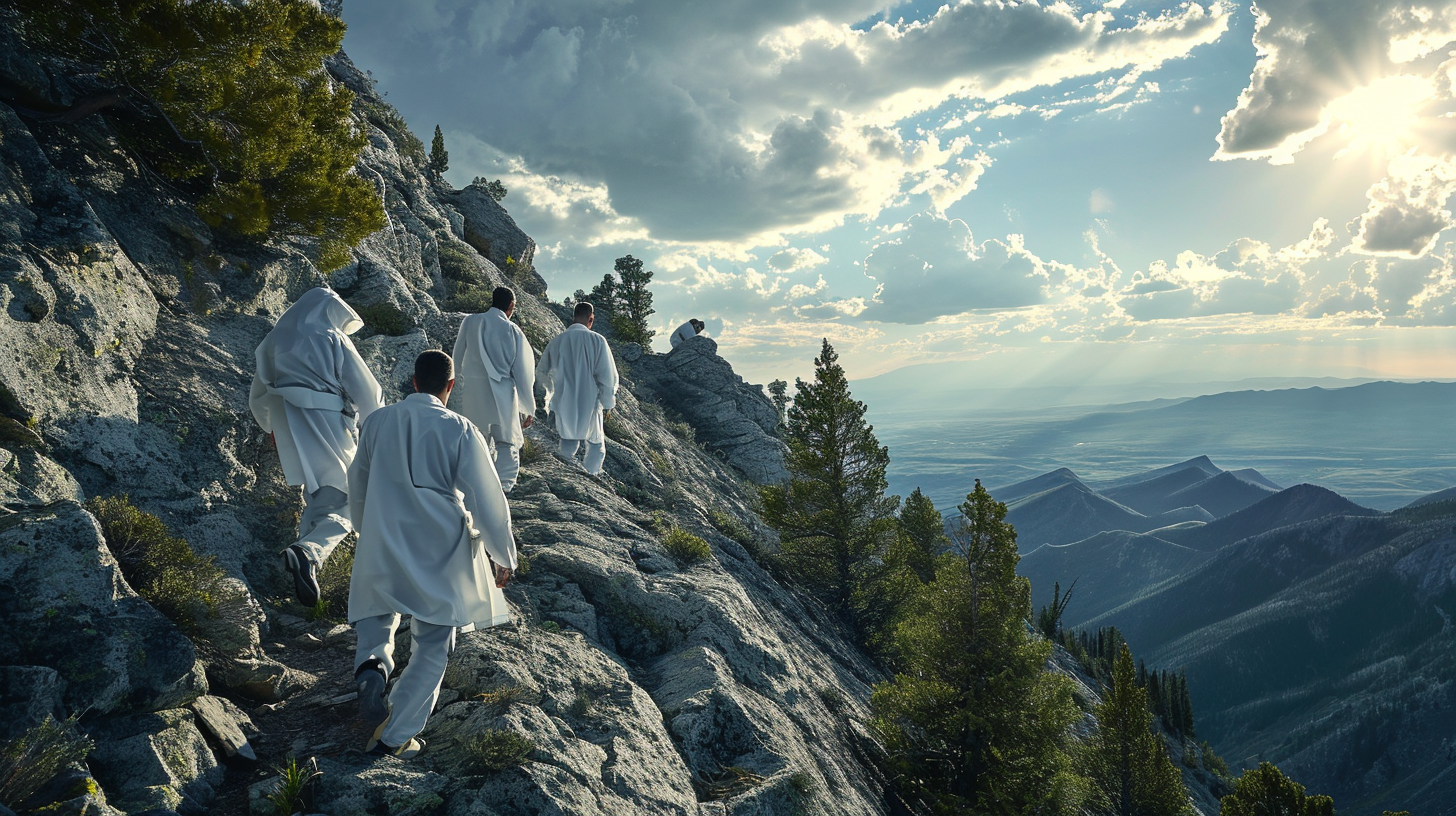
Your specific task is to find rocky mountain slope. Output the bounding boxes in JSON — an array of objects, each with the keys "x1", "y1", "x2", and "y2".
[{"x1": 0, "y1": 26, "x2": 888, "y2": 815}]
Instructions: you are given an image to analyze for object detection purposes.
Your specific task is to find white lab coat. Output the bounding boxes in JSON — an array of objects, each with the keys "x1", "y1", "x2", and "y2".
[
  {"x1": 536, "y1": 323, "x2": 619, "y2": 443},
  {"x1": 249, "y1": 288, "x2": 383, "y2": 495},
  {"x1": 347, "y1": 393, "x2": 515, "y2": 629},
  {"x1": 452, "y1": 308, "x2": 535, "y2": 447},
  {"x1": 669, "y1": 321, "x2": 699, "y2": 348}
]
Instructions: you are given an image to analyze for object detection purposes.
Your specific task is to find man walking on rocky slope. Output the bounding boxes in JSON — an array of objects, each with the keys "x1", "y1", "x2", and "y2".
[
  {"x1": 668, "y1": 318, "x2": 705, "y2": 349},
  {"x1": 250, "y1": 287, "x2": 383, "y2": 607},
  {"x1": 347, "y1": 350, "x2": 516, "y2": 758},
  {"x1": 452, "y1": 286, "x2": 536, "y2": 494},
  {"x1": 536, "y1": 301, "x2": 619, "y2": 475}
]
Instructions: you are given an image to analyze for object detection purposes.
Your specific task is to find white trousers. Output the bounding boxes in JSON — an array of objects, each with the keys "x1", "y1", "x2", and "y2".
[
  {"x1": 295, "y1": 485, "x2": 350, "y2": 567},
  {"x1": 484, "y1": 424, "x2": 521, "y2": 492},
  {"x1": 354, "y1": 613, "x2": 456, "y2": 747},
  {"x1": 560, "y1": 438, "x2": 606, "y2": 476}
]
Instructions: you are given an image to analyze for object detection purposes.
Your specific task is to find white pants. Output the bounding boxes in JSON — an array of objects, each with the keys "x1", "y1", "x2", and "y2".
[
  {"x1": 560, "y1": 438, "x2": 606, "y2": 476},
  {"x1": 295, "y1": 485, "x2": 350, "y2": 567},
  {"x1": 484, "y1": 424, "x2": 520, "y2": 492},
  {"x1": 354, "y1": 613, "x2": 456, "y2": 747}
]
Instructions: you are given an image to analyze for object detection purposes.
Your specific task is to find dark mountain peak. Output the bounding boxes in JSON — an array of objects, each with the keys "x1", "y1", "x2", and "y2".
[
  {"x1": 1404, "y1": 485, "x2": 1456, "y2": 509},
  {"x1": 1169, "y1": 482, "x2": 1378, "y2": 551},
  {"x1": 995, "y1": 467, "x2": 1088, "y2": 504},
  {"x1": 1229, "y1": 467, "x2": 1282, "y2": 490}
]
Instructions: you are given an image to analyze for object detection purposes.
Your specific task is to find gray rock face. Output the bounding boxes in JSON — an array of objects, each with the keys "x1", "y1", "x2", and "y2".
[
  {"x1": 622, "y1": 337, "x2": 789, "y2": 484},
  {"x1": 448, "y1": 183, "x2": 537, "y2": 270}
]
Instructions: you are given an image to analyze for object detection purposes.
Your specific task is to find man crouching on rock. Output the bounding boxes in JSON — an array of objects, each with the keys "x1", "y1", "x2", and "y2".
[{"x1": 346, "y1": 350, "x2": 516, "y2": 758}]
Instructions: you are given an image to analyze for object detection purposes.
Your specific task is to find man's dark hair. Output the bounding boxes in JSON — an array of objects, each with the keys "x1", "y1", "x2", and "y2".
[
  {"x1": 414, "y1": 349, "x2": 454, "y2": 395},
  {"x1": 691, "y1": 318, "x2": 705, "y2": 332},
  {"x1": 574, "y1": 301, "x2": 594, "y2": 321},
  {"x1": 491, "y1": 286, "x2": 515, "y2": 312}
]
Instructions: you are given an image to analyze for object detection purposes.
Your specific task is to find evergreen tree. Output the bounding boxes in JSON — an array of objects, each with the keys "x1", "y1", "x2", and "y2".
[
  {"x1": 767, "y1": 379, "x2": 789, "y2": 426},
  {"x1": 11, "y1": 0, "x2": 385, "y2": 270},
  {"x1": 869, "y1": 488, "x2": 946, "y2": 655},
  {"x1": 1179, "y1": 674, "x2": 1196, "y2": 737},
  {"x1": 470, "y1": 176, "x2": 507, "y2": 201},
  {"x1": 759, "y1": 340, "x2": 898, "y2": 634},
  {"x1": 610, "y1": 255, "x2": 656, "y2": 347},
  {"x1": 429, "y1": 125, "x2": 450, "y2": 177},
  {"x1": 1036, "y1": 578, "x2": 1076, "y2": 639},
  {"x1": 1083, "y1": 644, "x2": 1192, "y2": 816},
  {"x1": 872, "y1": 480, "x2": 1083, "y2": 814},
  {"x1": 1219, "y1": 763, "x2": 1334, "y2": 816},
  {"x1": 892, "y1": 487, "x2": 945, "y2": 583},
  {"x1": 588, "y1": 273, "x2": 619, "y2": 314}
]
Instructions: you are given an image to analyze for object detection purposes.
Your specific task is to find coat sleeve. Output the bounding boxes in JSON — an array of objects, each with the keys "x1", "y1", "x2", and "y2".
[
  {"x1": 457, "y1": 425, "x2": 516, "y2": 569},
  {"x1": 535, "y1": 338, "x2": 555, "y2": 410},
  {"x1": 596, "y1": 337, "x2": 619, "y2": 412},
  {"x1": 339, "y1": 335, "x2": 384, "y2": 421},
  {"x1": 347, "y1": 418, "x2": 372, "y2": 527},
  {"x1": 514, "y1": 328, "x2": 536, "y2": 418},
  {"x1": 249, "y1": 373, "x2": 271, "y2": 431},
  {"x1": 451, "y1": 318, "x2": 470, "y2": 377}
]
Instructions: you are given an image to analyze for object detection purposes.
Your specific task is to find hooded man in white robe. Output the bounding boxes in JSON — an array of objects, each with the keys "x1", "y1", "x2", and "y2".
[
  {"x1": 250, "y1": 287, "x2": 383, "y2": 607},
  {"x1": 668, "y1": 318, "x2": 705, "y2": 349},
  {"x1": 451, "y1": 286, "x2": 535, "y2": 493},
  {"x1": 535, "y1": 300, "x2": 619, "y2": 475},
  {"x1": 348, "y1": 349, "x2": 516, "y2": 759}
]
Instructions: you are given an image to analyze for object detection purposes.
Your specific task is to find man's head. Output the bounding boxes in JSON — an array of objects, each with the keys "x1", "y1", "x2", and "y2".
[
  {"x1": 690, "y1": 319, "x2": 705, "y2": 334},
  {"x1": 413, "y1": 349, "x2": 455, "y2": 401},
  {"x1": 573, "y1": 301, "x2": 594, "y2": 328},
  {"x1": 491, "y1": 286, "x2": 516, "y2": 315}
]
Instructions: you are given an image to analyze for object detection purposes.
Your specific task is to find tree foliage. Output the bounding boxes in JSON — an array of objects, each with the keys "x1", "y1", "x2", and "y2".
[
  {"x1": 871, "y1": 481, "x2": 1083, "y2": 814},
  {"x1": 471, "y1": 176, "x2": 508, "y2": 201},
  {"x1": 1082, "y1": 644, "x2": 1192, "y2": 816},
  {"x1": 767, "y1": 378, "x2": 789, "y2": 425},
  {"x1": 429, "y1": 124, "x2": 449, "y2": 177},
  {"x1": 759, "y1": 339, "x2": 898, "y2": 635},
  {"x1": 609, "y1": 255, "x2": 655, "y2": 347},
  {"x1": 9, "y1": 0, "x2": 384, "y2": 270},
  {"x1": 1219, "y1": 763, "x2": 1334, "y2": 816}
]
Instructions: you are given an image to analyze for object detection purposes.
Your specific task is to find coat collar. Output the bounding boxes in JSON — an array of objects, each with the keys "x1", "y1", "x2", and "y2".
[{"x1": 406, "y1": 392, "x2": 446, "y2": 407}]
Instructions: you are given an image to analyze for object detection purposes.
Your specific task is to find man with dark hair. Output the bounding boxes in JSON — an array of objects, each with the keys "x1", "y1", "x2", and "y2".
[
  {"x1": 669, "y1": 318, "x2": 706, "y2": 349},
  {"x1": 452, "y1": 285, "x2": 536, "y2": 493},
  {"x1": 250, "y1": 287, "x2": 383, "y2": 607},
  {"x1": 537, "y1": 300, "x2": 619, "y2": 475},
  {"x1": 347, "y1": 349, "x2": 516, "y2": 759}
]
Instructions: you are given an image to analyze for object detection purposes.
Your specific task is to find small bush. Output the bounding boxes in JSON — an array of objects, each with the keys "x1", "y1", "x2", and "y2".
[
  {"x1": 709, "y1": 510, "x2": 759, "y2": 552},
  {"x1": 472, "y1": 685, "x2": 526, "y2": 714},
  {"x1": 665, "y1": 419, "x2": 695, "y2": 442},
  {"x1": 444, "y1": 284, "x2": 492, "y2": 314},
  {"x1": 437, "y1": 240, "x2": 482, "y2": 283},
  {"x1": 568, "y1": 692, "x2": 595, "y2": 719},
  {"x1": 467, "y1": 729, "x2": 534, "y2": 773},
  {"x1": 265, "y1": 756, "x2": 320, "y2": 816},
  {"x1": 540, "y1": 620, "x2": 562, "y2": 634},
  {"x1": 519, "y1": 438, "x2": 546, "y2": 467},
  {"x1": 646, "y1": 449, "x2": 673, "y2": 476},
  {"x1": 0, "y1": 715, "x2": 93, "y2": 810},
  {"x1": 603, "y1": 410, "x2": 631, "y2": 442},
  {"x1": 661, "y1": 527, "x2": 712, "y2": 565},
  {"x1": 815, "y1": 685, "x2": 846, "y2": 714},
  {"x1": 355, "y1": 302, "x2": 413, "y2": 336},
  {"x1": 309, "y1": 536, "x2": 355, "y2": 622},
  {"x1": 86, "y1": 495, "x2": 242, "y2": 633},
  {"x1": 699, "y1": 766, "x2": 766, "y2": 800}
]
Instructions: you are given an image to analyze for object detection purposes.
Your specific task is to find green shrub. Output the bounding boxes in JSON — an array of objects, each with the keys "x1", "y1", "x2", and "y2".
[
  {"x1": 467, "y1": 729, "x2": 534, "y2": 773},
  {"x1": 603, "y1": 410, "x2": 631, "y2": 442},
  {"x1": 665, "y1": 418, "x2": 695, "y2": 442},
  {"x1": 0, "y1": 716, "x2": 94, "y2": 810},
  {"x1": 444, "y1": 284, "x2": 492, "y2": 314},
  {"x1": 437, "y1": 240, "x2": 482, "y2": 283},
  {"x1": 308, "y1": 536, "x2": 354, "y2": 622},
  {"x1": 265, "y1": 756, "x2": 320, "y2": 816},
  {"x1": 360, "y1": 98, "x2": 426, "y2": 168},
  {"x1": 355, "y1": 302, "x2": 413, "y2": 336},
  {"x1": 472, "y1": 685, "x2": 526, "y2": 714},
  {"x1": 11, "y1": 0, "x2": 385, "y2": 271},
  {"x1": 519, "y1": 438, "x2": 546, "y2": 467},
  {"x1": 708, "y1": 509, "x2": 759, "y2": 552},
  {"x1": 661, "y1": 527, "x2": 712, "y2": 565},
  {"x1": 86, "y1": 495, "x2": 242, "y2": 633}
]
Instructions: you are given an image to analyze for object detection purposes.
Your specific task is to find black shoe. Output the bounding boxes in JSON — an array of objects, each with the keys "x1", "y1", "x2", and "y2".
[
  {"x1": 357, "y1": 662, "x2": 389, "y2": 738},
  {"x1": 283, "y1": 545, "x2": 320, "y2": 607},
  {"x1": 367, "y1": 737, "x2": 424, "y2": 758}
]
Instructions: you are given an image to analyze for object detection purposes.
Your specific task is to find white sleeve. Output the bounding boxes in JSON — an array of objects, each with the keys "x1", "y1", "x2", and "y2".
[
  {"x1": 514, "y1": 329, "x2": 536, "y2": 417},
  {"x1": 347, "y1": 418, "x2": 372, "y2": 527},
  {"x1": 595, "y1": 338, "x2": 619, "y2": 411},
  {"x1": 339, "y1": 336, "x2": 384, "y2": 420},
  {"x1": 457, "y1": 425, "x2": 516, "y2": 569}
]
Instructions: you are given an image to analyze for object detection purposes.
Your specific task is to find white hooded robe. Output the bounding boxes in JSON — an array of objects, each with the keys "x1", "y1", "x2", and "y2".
[
  {"x1": 249, "y1": 288, "x2": 383, "y2": 495},
  {"x1": 347, "y1": 393, "x2": 515, "y2": 629},
  {"x1": 535, "y1": 323, "x2": 619, "y2": 443},
  {"x1": 451, "y1": 308, "x2": 535, "y2": 447},
  {"x1": 669, "y1": 321, "x2": 698, "y2": 349}
]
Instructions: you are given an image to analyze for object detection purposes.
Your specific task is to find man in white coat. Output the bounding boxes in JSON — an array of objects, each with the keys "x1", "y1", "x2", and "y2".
[
  {"x1": 536, "y1": 301, "x2": 619, "y2": 476},
  {"x1": 451, "y1": 286, "x2": 535, "y2": 493},
  {"x1": 250, "y1": 287, "x2": 383, "y2": 607},
  {"x1": 668, "y1": 318, "x2": 705, "y2": 349},
  {"x1": 347, "y1": 350, "x2": 516, "y2": 759}
]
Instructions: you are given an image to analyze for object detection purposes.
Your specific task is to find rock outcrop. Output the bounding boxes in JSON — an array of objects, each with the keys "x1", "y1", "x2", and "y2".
[
  {"x1": 0, "y1": 20, "x2": 886, "y2": 816},
  {"x1": 623, "y1": 337, "x2": 789, "y2": 485}
]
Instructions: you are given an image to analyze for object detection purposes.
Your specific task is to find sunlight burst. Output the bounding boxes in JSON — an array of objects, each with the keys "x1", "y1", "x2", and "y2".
[{"x1": 1328, "y1": 75, "x2": 1433, "y2": 158}]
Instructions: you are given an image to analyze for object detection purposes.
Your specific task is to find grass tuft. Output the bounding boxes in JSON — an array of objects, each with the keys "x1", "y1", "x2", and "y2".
[
  {"x1": 307, "y1": 536, "x2": 355, "y2": 622},
  {"x1": 660, "y1": 526, "x2": 712, "y2": 566},
  {"x1": 518, "y1": 438, "x2": 546, "y2": 467},
  {"x1": 0, "y1": 716, "x2": 93, "y2": 810},
  {"x1": 265, "y1": 756, "x2": 320, "y2": 816},
  {"x1": 708, "y1": 509, "x2": 761, "y2": 554},
  {"x1": 472, "y1": 685, "x2": 526, "y2": 714},
  {"x1": 699, "y1": 765, "x2": 767, "y2": 800},
  {"x1": 467, "y1": 729, "x2": 534, "y2": 773}
]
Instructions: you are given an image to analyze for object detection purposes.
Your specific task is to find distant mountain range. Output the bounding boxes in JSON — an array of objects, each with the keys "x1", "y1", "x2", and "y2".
[{"x1": 1013, "y1": 456, "x2": 1456, "y2": 816}]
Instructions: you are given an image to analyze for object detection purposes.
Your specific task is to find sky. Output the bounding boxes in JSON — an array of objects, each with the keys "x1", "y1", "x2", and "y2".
[{"x1": 341, "y1": 0, "x2": 1456, "y2": 391}]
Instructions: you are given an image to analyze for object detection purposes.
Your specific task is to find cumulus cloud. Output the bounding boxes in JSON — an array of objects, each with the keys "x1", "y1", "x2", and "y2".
[
  {"x1": 349, "y1": 0, "x2": 1226, "y2": 245},
  {"x1": 860, "y1": 212, "x2": 1050, "y2": 323},
  {"x1": 1213, "y1": 0, "x2": 1456, "y2": 257}
]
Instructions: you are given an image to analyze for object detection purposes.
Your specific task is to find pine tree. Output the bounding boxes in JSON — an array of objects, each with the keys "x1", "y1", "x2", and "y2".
[
  {"x1": 610, "y1": 255, "x2": 656, "y2": 347},
  {"x1": 872, "y1": 480, "x2": 1082, "y2": 813},
  {"x1": 892, "y1": 487, "x2": 944, "y2": 583},
  {"x1": 588, "y1": 274, "x2": 619, "y2": 314},
  {"x1": 1083, "y1": 644, "x2": 1193, "y2": 816},
  {"x1": 1179, "y1": 673, "x2": 1196, "y2": 737},
  {"x1": 760, "y1": 340, "x2": 898, "y2": 634},
  {"x1": 1219, "y1": 762, "x2": 1334, "y2": 816},
  {"x1": 11, "y1": 0, "x2": 385, "y2": 270},
  {"x1": 429, "y1": 125, "x2": 450, "y2": 177},
  {"x1": 767, "y1": 379, "x2": 789, "y2": 426}
]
